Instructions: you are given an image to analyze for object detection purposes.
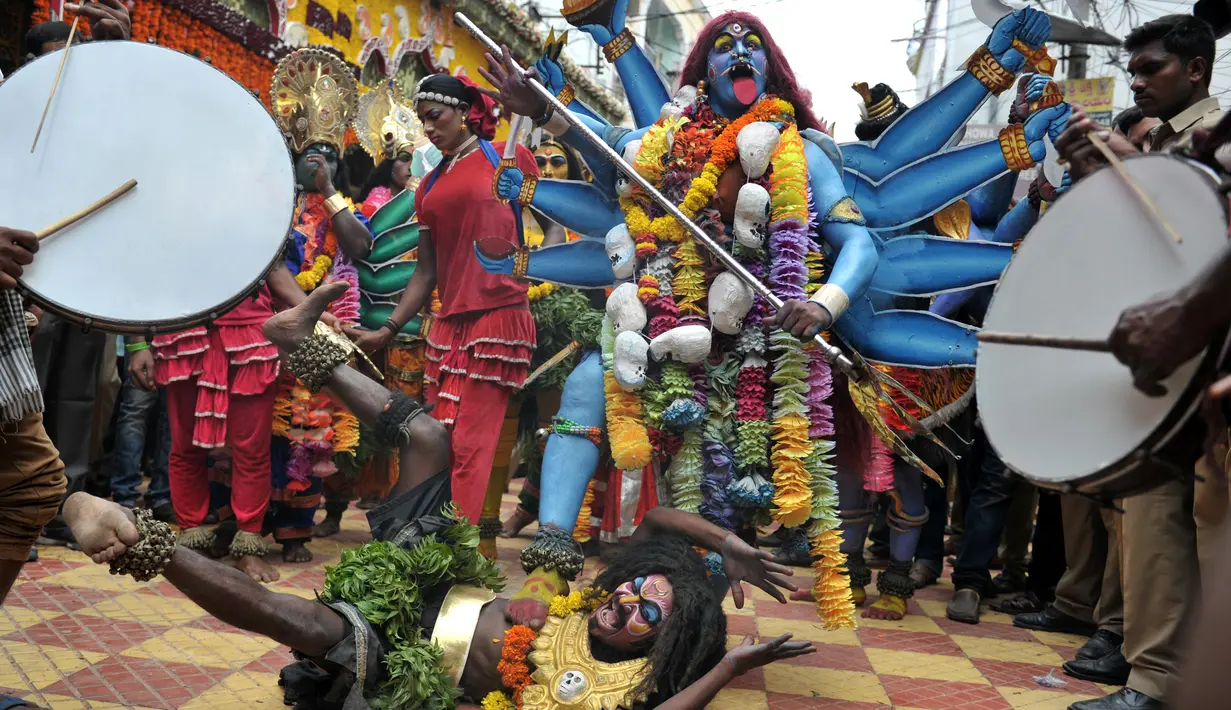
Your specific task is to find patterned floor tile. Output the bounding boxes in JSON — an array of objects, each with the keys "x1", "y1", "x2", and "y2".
[
  {"x1": 864, "y1": 649, "x2": 988, "y2": 685},
  {"x1": 178, "y1": 670, "x2": 285, "y2": 709},
  {"x1": 0, "y1": 605, "x2": 62, "y2": 635},
  {"x1": 764, "y1": 665, "x2": 890, "y2": 705},
  {"x1": 710, "y1": 688, "x2": 771, "y2": 709},
  {"x1": 951, "y1": 636, "x2": 1066, "y2": 667},
  {"x1": 758, "y1": 616, "x2": 861, "y2": 646},
  {"x1": 120, "y1": 627, "x2": 281, "y2": 670},
  {"x1": 78, "y1": 591, "x2": 210, "y2": 625},
  {"x1": 0, "y1": 642, "x2": 107, "y2": 691},
  {"x1": 11, "y1": 613, "x2": 168, "y2": 655},
  {"x1": 997, "y1": 687, "x2": 1100, "y2": 709},
  {"x1": 879, "y1": 675, "x2": 1009, "y2": 708},
  {"x1": 39, "y1": 657, "x2": 221, "y2": 709}
]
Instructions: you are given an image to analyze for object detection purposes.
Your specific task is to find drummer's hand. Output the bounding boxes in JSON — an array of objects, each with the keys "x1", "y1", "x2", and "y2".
[
  {"x1": 319, "y1": 311, "x2": 342, "y2": 333},
  {"x1": 128, "y1": 349, "x2": 157, "y2": 392},
  {"x1": 307, "y1": 155, "x2": 337, "y2": 196},
  {"x1": 67, "y1": 0, "x2": 131, "y2": 42},
  {"x1": 1110, "y1": 292, "x2": 1205, "y2": 397},
  {"x1": 1056, "y1": 105, "x2": 1139, "y2": 169},
  {"x1": 477, "y1": 45, "x2": 549, "y2": 119},
  {"x1": 350, "y1": 326, "x2": 393, "y2": 353},
  {"x1": 767, "y1": 300, "x2": 831, "y2": 341},
  {"x1": 0, "y1": 228, "x2": 38, "y2": 290}
]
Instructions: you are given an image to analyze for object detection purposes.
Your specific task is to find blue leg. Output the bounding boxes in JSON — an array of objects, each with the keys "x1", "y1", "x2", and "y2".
[
  {"x1": 836, "y1": 298, "x2": 979, "y2": 368},
  {"x1": 837, "y1": 465, "x2": 874, "y2": 594},
  {"x1": 538, "y1": 352, "x2": 606, "y2": 531},
  {"x1": 887, "y1": 461, "x2": 927, "y2": 564},
  {"x1": 871, "y1": 235, "x2": 1014, "y2": 296}
]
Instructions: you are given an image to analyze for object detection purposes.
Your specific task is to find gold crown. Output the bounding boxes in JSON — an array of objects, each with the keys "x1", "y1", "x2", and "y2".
[
  {"x1": 354, "y1": 79, "x2": 422, "y2": 164},
  {"x1": 853, "y1": 81, "x2": 897, "y2": 122},
  {"x1": 271, "y1": 48, "x2": 358, "y2": 154}
]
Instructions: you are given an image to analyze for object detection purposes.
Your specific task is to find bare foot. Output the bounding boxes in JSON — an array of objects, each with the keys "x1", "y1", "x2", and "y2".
[
  {"x1": 62, "y1": 492, "x2": 140, "y2": 564},
  {"x1": 863, "y1": 594, "x2": 907, "y2": 620},
  {"x1": 506, "y1": 567, "x2": 567, "y2": 630},
  {"x1": 282, "y1": 541, "x2": 314, "y2": 563},
  {"x1": 235, "y1": 555, "x2": 280, "y2": 583},
  {"x1": 501, "y1": 507, "x2": 536, "y2": 538},
  {"x1": 313, "y1": 513, "x2": 342, "y2": 538},
  {"x1": 263, "y1": 281, "x2": 349, "y2": 352}
]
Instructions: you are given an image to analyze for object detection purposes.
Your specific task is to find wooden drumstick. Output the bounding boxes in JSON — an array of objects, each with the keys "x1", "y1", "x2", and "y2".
[
  {"x1": 1087, "y1": 133, "x2": 1183, "y2": 244},
  {"x1": 36, "y1": 179, "x2": 138, "y2": 240},
  {"x1": 977, "y1": 331, "x2": 1111, "y2": 353},
  {"x1": 30, "y1": 15, "x2": 80, "y2": 153}
]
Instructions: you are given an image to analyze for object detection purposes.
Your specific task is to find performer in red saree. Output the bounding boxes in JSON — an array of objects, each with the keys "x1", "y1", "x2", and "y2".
[{"x1": 352, "y1": 74, "x2": 537, "y2": 546}]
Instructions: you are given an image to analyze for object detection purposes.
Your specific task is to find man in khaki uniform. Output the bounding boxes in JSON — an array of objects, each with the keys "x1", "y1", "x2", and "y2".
[{"x1": 1056, "y1": 13, "x2": 1220, "y2": 710}]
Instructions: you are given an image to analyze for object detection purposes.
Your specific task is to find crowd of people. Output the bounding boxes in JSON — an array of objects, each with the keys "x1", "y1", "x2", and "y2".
[{"x1": 7, "y1": 1, "x2": 1231, "y2": 708}]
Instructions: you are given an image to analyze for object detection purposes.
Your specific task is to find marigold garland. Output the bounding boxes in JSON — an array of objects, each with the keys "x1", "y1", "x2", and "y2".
[
  {"x1": 572, "y1": 479, "x2": 596, "y2": 543},
  {"x1": 527, "y1": 281, "x2": 558, "y2": 302}
]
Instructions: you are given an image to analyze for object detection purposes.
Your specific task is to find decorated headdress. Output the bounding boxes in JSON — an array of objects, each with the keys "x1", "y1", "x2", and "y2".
[
  {"x1": 853, "y1": 82, "x2": 908, "y2": 141},
  {"x1": 271, "y1": 48, "x2": 359, "y2": 154},
  {"x1": 412, "y1": 73, "x2": 499, "y2": 140},
  {"x1": 354, "y1": 79, "x2": 423, "y2": 163}
]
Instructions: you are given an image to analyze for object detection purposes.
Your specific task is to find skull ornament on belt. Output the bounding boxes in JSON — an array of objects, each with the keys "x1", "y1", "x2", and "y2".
[
  {"x1": 616, "y1": 140, "x2": 641, "y2": 199},
  {"x1": 555, "y1": 669, "x2": 589, "y2": 702},
  {"x1": 606, "y1": 223, "x2": 636, "y2": 279}
]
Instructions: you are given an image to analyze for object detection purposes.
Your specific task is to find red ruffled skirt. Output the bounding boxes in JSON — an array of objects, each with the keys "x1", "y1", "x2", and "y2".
[
  {"x1": 152, "y1": 324, "x2": 280, "y2": 448},
  {"x1": 424, "y1": 306, "x2": 536, "y2": 427}
]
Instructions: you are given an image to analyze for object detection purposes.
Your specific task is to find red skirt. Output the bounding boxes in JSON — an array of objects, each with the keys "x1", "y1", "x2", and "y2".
[
  {"x1": 599, "y1": 462, "x2": 659, "y2": 543},
  {"x1": 423, "y1": 306, "x2": 536, "y2": 427}
]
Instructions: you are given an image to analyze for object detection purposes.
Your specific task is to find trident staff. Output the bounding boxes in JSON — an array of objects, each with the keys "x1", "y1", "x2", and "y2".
[{"x1": 451, "y1": 12, "x2": 860, "y2": 379}]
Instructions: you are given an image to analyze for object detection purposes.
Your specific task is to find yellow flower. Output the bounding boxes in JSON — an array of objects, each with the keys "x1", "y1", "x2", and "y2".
[{"x1": 481, "y1": 691, "x2": 513, "y2": 710}]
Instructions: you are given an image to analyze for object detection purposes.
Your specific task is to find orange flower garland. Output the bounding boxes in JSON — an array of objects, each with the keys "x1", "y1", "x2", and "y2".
[{"x1": 496, "y1": 624, "x2": 537, "y2": 705}]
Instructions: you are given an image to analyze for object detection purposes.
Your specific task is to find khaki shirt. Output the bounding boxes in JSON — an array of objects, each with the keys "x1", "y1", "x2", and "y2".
[{"x1": 1148, "y1": 96, "x2": 1222, "y2": 153}]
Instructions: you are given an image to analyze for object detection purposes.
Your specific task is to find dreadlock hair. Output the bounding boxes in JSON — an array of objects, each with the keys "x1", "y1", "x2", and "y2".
[
  {"x1": 677, "y1": 11, "x2": 823, "y2": 132},
  {"x1": 1124, "y1": 14, "x2": 1216, "y2": 87},
  {"x1": 593, "y1": 533, "x2": 727, "y2": 706}
]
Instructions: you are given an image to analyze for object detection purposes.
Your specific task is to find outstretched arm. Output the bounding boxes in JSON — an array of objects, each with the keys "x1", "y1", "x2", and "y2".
[
  {"x1": 651, "y1": 635, "x2": 815, "y2": 709},
  {"x1": 572, "y1": 0, "x2": 670, "y2": 128},
  {"x1": 476, "y1": 239, "x2": 616, "y2": 288},
  {"x1": 496, "y1": 170, "x2": 624, "y2": 238},
  {"x1": 807, "y1": 141, "x2": 879, "y2": 307}
]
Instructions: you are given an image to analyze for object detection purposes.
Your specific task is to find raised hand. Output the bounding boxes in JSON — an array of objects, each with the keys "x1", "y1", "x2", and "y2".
[
  {"x1": 67, "y1": 0, "x2": 131, "y2": 41},
  {"x1": 496, "y1": 167, "x2": 526, "y2": 203},
  {"x1": 986, "y1": 8, "x2": 1050, "y2": 72},
  {"x1": 720, "y1": 534, "x2": 798, "y2": 607},
  {"x1": 1024, "y1": 104, "x2": 1069, "y2": 162},
  {"x1": 724, "y1": 634, "x2": 815, "y2": 676},
  {"x1": 1055, "y1": 105, "x2": 1137, "y2": 172},
  {"x1": 477, "y1": 44, "x2": 548, "y2": 119},
  {"x1": 577, "y1": 0, "x2": 630, "y2": 46},
  {"x1": 532, "y1": 54, "x2": 568, "y2": 96},
  {"x1": 307, "y1": 155, "x2": 336, "y2": 196}
]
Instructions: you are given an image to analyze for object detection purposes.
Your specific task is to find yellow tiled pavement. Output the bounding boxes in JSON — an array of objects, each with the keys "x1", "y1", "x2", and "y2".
[{"x1": 2, "y1": 483, "x2": 1113, "y2": 708}]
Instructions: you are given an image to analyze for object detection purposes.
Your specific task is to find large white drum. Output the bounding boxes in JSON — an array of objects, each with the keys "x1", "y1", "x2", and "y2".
[
  {"x1": 0, "y1": 41, "x2": 294, "y2": 334},
  {"x1": 978, "y1": 154, "x2": 1230, "y2": 499}
]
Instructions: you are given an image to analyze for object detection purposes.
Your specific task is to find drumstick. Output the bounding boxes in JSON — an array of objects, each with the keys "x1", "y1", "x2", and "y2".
[
  {"x1": 29, "y1": 15, "x2": 80, "y2": 153},
  {"x1": 36, "y1": 179, "x2": 137, "y2": 240},
  {"x1": 977, "y1": 331, "x2": 1111, "y2": 353},
  {"x1": 521, "y1": 340, "x2": 581, "y2": 389},
  {"x1": 1087, "y1": 133, "x2": 1183, "y2": 244}
]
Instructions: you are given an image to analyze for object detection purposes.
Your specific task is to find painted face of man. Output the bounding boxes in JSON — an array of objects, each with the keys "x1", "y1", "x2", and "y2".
[
  {"x1": 587, "y1": 575, "x2": 674, "y2": 652},
  {"x1": 295, "y1": 143, "x2": 339, "y2": 191},
  {"x1": 706, "y1": 23, "x2": 769, "y2": 114},
  {"x1": 536, "y1": 144, "x2": 570, "y2": 180}
]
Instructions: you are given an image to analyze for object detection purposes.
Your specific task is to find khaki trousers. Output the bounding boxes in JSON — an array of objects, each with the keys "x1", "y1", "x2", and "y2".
[
  {"x1": 1194, "y1": 429, "x2": 1230, "y2": 576},
  {"x1": 1052, "y1": 494, "x2": 1123, "y2": 635},
  {"x1": 0, "y1": 412, "x2": 67, "y2": 561},
  {"x1": 1121, "y1": 478, "x2": 1198, "y2": 702}
]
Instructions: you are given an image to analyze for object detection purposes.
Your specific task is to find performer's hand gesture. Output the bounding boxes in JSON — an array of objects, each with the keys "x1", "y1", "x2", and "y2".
[
  {"x1": 306, "y1": 155, "x2": 337, "y2": 197},
  {"x1": 67, "y1": 0, "x2": 131, "y2": 42},
  {"x1": 477, "y1": 45, "x2": 548, "y2": 119},
  {"x1": 724, "y1": 634, "x2": 815, "y2": 676},
  {"x1": 720, "y1": 533, "x2": 797, "y2": 607}
]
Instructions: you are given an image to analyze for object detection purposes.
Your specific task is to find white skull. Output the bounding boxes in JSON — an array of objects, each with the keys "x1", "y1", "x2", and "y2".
[
  {"x1": 606, "y1": 282, "x2": 647, "y2": 334},
  {"x1": 613, "y1": 331, "x2": 650, "y2": 390},
  {"x1": 660, "y1": 85, "x2": 698, "y2": 122},
  {"x1": 649, "y1": 324, "x2": 712, "y2": 364},
  {"x1": 605, "y1": 224, "x2": 636, "y2": 280},
  {"x1": 616, "y1": 140, "x2": 641, "y2": 198},
  {"x1": 709, "y1": 272, "x2": 754, "y2": 335},
  {"x1": 556, "y1": 670, "x2": 589, "y2": 702},
  {"x1": 733, "y1": 183, "x2": 770, "y2": 250},
  {"x1": 737, "y1": 121, "x2": 781, "y2": 179}
]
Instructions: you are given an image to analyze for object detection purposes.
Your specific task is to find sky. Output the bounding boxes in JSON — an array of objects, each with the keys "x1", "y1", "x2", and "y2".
[{"x1": 700, "y1": 0, "x2": 926, "y2": 141}]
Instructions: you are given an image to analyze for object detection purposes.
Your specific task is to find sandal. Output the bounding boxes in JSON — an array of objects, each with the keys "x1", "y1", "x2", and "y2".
[{"x1": 990, "y1": 591, "x2": 1043, "y2": 615}]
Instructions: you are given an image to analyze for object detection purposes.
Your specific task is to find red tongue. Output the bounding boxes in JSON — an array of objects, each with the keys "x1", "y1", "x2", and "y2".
[{"x1": 733, "y1": 76, "x2": 758, "y2": 105}]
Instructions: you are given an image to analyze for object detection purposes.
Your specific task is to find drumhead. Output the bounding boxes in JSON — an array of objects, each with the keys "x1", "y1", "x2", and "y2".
[
  {"x1": 0, "y1": 41, "x2": 294, "y2": 333},
  {"x1": 978, "y1": 154, "x2": 1228, "y2": 490}
]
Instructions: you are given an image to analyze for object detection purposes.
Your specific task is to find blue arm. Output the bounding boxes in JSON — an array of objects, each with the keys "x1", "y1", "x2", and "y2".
[
  {"x1": 806, "y1": 141, "x2": 878, "y2": 306},
  {"x1": 968, "y1": 171, "x2": 1017, "y2": 229},
  {"x1": 607, "y1": 46, "x2": 671, "y2": 128},
  {"x1": 531, "y1": 180, "x2": 624, "y2": 239},
  {"x1": 474, "y1": 239, "x2": 616, "y2": 289},
  {"x1": 928, "y1": 198, "x2": 1038, "y2": 317}
]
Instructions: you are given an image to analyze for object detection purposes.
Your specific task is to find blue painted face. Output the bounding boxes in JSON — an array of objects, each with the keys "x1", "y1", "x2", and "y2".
[{"x1": 706, "y1": 23, "x2": 769, "y2": 117}]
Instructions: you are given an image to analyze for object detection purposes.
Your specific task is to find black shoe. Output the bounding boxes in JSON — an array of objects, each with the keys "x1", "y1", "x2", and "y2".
[
  {"x1": 1067, "y1": 687, "x2": 1161, "y2": 709},
  {"x1": 1077, "y1": 629, "x2": 1124, "y2": 661},
  {"x1": 149, "y1": 502, "x2": 177, "y2": 525},
  {"x1": 991, "y1": 571, "x2": 1027, "y2": 597},
  {"x1": 1012, "y1": 604, "x2": 1098, "y2": 635},
  {"x1": 1063, "y1": 647, "x2": 1131, "y2": 686}
]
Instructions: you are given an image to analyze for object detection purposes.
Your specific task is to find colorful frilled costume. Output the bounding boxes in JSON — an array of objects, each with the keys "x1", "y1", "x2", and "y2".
[
  {"x1": 264, "y1": 48, "x2": 368, "y2": 546},
  {"x1": 320, "y1": 80, "x2": 432, "y2": 522}
]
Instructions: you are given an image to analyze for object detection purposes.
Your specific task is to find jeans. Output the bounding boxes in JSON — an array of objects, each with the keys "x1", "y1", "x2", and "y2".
[
  {"x1": 952, "y1": 423, "x2": 1019, "y2": 594},
  {"x1": 108, "y1": 377, "x2": 171, "y2": 508}
]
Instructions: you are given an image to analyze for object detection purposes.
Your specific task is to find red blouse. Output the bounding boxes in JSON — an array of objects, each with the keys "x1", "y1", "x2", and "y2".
[{"x1": 415, "y1": 142, "x2": 537, "y2": 319}]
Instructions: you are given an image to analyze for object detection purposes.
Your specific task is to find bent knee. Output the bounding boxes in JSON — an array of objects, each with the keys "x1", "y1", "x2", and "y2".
[{"x1": 0, "y1": 458, "x2": 66, "y2": 561}]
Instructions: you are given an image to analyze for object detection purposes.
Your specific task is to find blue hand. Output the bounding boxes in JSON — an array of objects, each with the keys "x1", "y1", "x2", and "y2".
[
  {"x1": 579, "y1": 0, "x2": 630, "y2": 46},
  {"x1": 1025, "y1": 74, "x2": 1052, "y2": 103},
  {"x1": 496, "y1": 168, "x2": 525, "y2": 203},
  {"x1": 1057, "y1": 172, "x2": 1073, "y2": 195},
  {"x1": 474, "y1": 243, "x2": 515, "y2": 275},
  {"x1": 1025, "y1": 104, "x2": 1069, "y2": 162},
  {"x1": 532, "y1": 55, "x2": 567, "y2": 94},
  {"x1": 987, "y1": 8, "x2": 1050, "y2": 67}
]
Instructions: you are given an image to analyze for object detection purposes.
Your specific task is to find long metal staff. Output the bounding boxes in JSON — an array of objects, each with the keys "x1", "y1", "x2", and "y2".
[{"x1": 453, "y1": 12, "x2": 859, "y2": 379}]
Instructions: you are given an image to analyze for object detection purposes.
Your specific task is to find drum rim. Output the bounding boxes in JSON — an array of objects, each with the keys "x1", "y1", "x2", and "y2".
[
  {"x1": 979, "y1": 153, "x2": 1230, "y2": 491},
  {"x1": 3, "y1": 40, "x2": 296, "y2": 336}
]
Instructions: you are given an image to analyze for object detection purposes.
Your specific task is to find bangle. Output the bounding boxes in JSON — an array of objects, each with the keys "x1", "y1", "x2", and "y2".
[
  {"x1": 1012, "y1": 39, "x2": 1057, "y2": 76},
  {"x1": 544, "y1": 111, "x2": 571, "y2": 137},
  {"x1": 603, "y1": 28, "x2": 635, "y2": 63},
  {"x1": 384, "y1": 317, "x2": 401, "y2": 334},
  {"x1": 555, "y1": 83, "x2": 576, "y2": 107},
  {"x1": 323, "y1": 193, "x2": 349, "y2": 219},
  {"x1": 532, "y1": 103, "x2": 555, "y2": 128},
  {"x1": 512, "y1": 247, "x2": 530, "y2": 280},
  {"x1": 517, "y1": 174, "x2": 538, "y2": 207},
  {"x1": 419, "y1": 314, "x2": 434, "y2": 338},
  {"x1": 808, "y1": 284, "x2": 850, "y2": 322},
  {"x1": 966, "y1": 45, "x2": 1015, "y2": 95},
  {"x1": 125, "y1": 341, "x2": 150, "y2": 353},
  {"x1": 999, "y1": 123, "x2": 1035, "y2": 171}
]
